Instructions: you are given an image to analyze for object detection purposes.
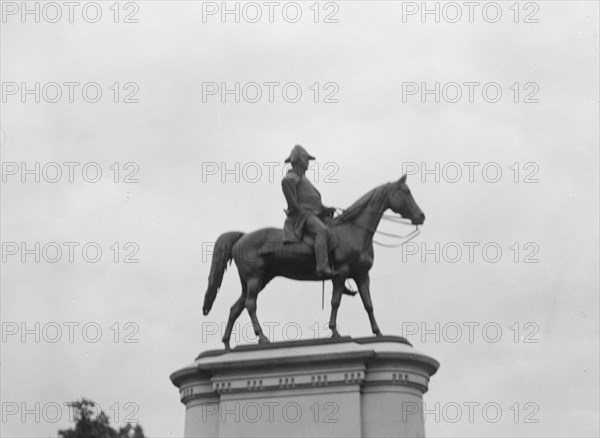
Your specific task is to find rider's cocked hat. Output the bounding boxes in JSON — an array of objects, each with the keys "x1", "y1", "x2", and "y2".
[{"x1": 284, "y1": 145, "x2": 316, "y2": 163}]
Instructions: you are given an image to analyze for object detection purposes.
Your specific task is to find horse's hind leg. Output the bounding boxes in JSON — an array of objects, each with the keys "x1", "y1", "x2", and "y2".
[
  {"x1": 222, "y1": 279, "x2": 247, "y2": 351},
  {"x1": 245, "y1": 277, "x2": 269, "y2": 344}
]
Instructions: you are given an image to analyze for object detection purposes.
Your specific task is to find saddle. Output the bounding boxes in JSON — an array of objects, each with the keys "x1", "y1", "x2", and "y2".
[
  {"x1": 257, "y1": 229, "x2": 338, "y2": 257},
  {"x1": 258, "y1": 211, "x2": 337, "y2": 256}
]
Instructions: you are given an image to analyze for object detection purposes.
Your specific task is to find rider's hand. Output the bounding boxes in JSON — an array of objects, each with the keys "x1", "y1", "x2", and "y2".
[{"x1": 286, "y1": 206, "x2": 300, "y2": 216}]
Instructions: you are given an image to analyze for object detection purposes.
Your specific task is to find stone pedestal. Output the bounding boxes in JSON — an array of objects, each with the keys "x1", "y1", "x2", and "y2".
[{"x1": 170, "y1": 336, "x2": 439, "y2": 438}]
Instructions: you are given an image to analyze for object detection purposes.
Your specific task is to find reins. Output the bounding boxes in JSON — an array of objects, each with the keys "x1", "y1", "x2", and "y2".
[
  {"x1": 374, "y1": 214, "x2": 421, "y2": 247},
  {"x1": 333, "y1": 209, "x2": 421, "y2": 248},
  {"x1": 373, "y1": 227, "x2": 420, "y2": 247}
]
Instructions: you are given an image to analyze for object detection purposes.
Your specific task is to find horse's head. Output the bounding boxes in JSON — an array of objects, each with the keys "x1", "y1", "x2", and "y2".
[{"x1": 388, "y1": 175, "x2": 425, "y2": 225}]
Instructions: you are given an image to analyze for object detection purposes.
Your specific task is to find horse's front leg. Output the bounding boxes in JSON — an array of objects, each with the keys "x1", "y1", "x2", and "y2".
[
  {"x1": 328, "y1": 278, "x2": 346, "y2": 338},
  {"x1": 355, "y1": 274, "x2": 382, "y2": 336}
]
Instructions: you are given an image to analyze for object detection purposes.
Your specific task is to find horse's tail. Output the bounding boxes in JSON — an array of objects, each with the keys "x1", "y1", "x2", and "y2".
[{"x1": 203, "y1": 231, "x2": 244, "y2": 315}]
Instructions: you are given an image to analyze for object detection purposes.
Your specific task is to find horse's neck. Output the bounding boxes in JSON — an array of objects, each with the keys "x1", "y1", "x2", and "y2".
[{"x1": 354, "y1": 195, "x2": 388, "y2": 243}]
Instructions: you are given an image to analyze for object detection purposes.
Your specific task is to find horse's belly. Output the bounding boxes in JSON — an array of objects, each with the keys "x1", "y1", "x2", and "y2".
[
  {"x1": 270, "y1": 250, "x2": 314, "y2": 268},
  {"x1": 267, "y1": 248, "x2": 320, "y2": 280}
]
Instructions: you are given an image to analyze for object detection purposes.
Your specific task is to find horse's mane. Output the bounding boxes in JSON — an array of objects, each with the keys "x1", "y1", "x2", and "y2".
[{"x1": 332, "y1": 183, "x2": 390, "y2": 225}]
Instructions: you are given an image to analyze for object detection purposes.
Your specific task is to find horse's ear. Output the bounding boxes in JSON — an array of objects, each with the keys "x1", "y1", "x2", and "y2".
[{"x1": 398, "y1": 174, "x2": 407, "y2": 184}]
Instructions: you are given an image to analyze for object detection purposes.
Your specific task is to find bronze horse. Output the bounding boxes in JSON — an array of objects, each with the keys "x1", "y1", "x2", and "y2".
[{"x1": 203, "y1": 175, "x2": 425, "y2": 350}]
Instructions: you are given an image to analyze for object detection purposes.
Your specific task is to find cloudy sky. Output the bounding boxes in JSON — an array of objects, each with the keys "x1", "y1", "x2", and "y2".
[{"x1": 1, "y1": 1, "x2": 598, "y2": 437}]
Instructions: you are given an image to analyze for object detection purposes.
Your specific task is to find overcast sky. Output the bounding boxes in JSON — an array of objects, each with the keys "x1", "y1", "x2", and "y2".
[{"x1": 1, "y1": 1, "x2": 599, "y2": 437}]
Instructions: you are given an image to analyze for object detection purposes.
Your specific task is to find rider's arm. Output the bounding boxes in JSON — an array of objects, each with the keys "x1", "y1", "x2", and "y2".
[{"x1": 282, "y1": 170, "x2": 301, "y2": 214}]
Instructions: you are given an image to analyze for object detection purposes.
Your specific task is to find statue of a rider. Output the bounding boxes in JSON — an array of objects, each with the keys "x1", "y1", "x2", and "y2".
[{"x1": 281, "y1": 145, "x2": 339, "y2": 278}]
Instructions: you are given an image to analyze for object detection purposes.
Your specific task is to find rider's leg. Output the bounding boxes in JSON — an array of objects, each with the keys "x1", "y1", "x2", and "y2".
[{"x1": 305, "y1": 215, "x2": 338, "y2": 277}]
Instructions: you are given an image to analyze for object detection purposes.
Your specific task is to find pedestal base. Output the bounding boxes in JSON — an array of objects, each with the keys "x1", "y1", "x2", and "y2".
[{"x1": 170, "y1": 336, "x2": 439, "y2": 438}]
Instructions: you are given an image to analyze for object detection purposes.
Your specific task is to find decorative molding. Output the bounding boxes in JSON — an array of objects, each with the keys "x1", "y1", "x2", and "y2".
[
  {"x1": 344, "y1": 371, "x2": 364, "y2": 384},
  {"x1": 311, "y1": 374, "x2": 327, "y2": 386},
  {"x1": 392, "y1": 372, "x2": 409, "y2": 383},
  {"x1": 279, "y1": 377, "x2": 295, "y2": 388},
  {"x1": 247, "y1": 379, "x2": 264, "y2": 391},
  {"x1": 213, "y1": 381, "x2": 232, "y2": 393}
]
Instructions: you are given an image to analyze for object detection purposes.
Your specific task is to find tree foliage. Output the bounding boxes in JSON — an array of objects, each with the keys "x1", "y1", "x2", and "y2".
[{"x1": 58, "y1": 399, "x2": 145, "y2": 438}]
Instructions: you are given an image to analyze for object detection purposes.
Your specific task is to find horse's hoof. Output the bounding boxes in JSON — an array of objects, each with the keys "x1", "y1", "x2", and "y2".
[
  {"x1": 374, "y1": 330, "x2": 383, "y2": 337},
  {"x1": 223, "y1": 342, "x2": 231, "y2": 352},
  {"x1": 258, "y1": 336, "x2": 270, "y2": 344},
  {"x1": 331, "y1": 331, "x2": 342, "y2": 339},
  {"x1": 342, "y1": 286, "x2": 357, "y2": 297}
]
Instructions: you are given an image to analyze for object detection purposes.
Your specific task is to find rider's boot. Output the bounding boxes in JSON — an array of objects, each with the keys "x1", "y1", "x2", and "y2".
[{"x1": 314, "y1": 229, "x2": 339, "y2": 278}]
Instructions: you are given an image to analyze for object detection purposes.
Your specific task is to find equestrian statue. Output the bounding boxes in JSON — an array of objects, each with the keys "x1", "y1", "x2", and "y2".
[{"x1": 203, "y1": 145, "x2": 425, "y2": 350}]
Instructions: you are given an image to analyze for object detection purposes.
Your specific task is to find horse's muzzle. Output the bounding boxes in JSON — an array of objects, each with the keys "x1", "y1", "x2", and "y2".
[{"x1": 413, "y1": 213, "x2": 425, "y2": 225}]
